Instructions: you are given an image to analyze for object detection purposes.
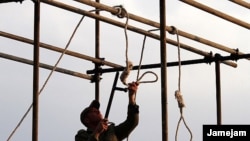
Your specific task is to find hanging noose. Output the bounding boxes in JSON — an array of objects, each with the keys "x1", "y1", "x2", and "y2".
[{"x1": 169, "y1": 26, "x2": 193, "y2": 141}]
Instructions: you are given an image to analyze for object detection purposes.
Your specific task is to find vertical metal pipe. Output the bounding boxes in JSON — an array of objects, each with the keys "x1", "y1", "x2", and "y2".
[
  {"x1": 159, "y1": 0, "x2": 168, "y2": 141},
  {"x1": 215, "y1": 54, "x2": 222, "y2": 125},
  {"x1": 33, "y1": 0, "x2": 40, "y2": 141},
  {"x1": 95, "y1": 0, "x2": 100, "y2": 101}
]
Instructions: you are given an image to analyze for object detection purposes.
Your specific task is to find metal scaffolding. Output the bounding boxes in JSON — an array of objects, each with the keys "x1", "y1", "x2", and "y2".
[{"x1": 0, "y1": 0, "x2": 249, "y2": 141}]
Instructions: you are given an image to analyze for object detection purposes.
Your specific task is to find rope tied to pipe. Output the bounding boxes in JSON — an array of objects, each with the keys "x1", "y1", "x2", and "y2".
[
  {"x1": 116, "y1": 8, "x2": 158, "y2": 141},
  {"x1": 118, "y1": 7, "x2": 158, "y2": 86},
  {"x1": 169, "y1": 26, "x2": 193, "y2": 141},
  {"x1": 112, "y1": 5, "x2": 127, "y2": 18},
  {"x1": 112, "y1": 6, "x2": 158, "y2": 141}
]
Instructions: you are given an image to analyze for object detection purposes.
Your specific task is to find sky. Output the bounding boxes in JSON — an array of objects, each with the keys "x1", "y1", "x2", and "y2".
[{"x1": 0, "y1": 0, "x2": 250, "y2": 141}]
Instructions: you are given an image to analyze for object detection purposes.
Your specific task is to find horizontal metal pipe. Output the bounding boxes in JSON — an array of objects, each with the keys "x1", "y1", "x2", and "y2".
[
  {"x1": 87, "y1": 53, "x2": 250, "y2": 74},
  {"x1": 1, "y1": 29, "x2": 238, "y2": 70},
  {"x1": 38, "y1": 0, "x2": 237, "y2": 68},
  {"x1": 0, "y1": 52, "x2": 92, "y2": 80},
  {"x1": 87, "y1": 58, "x2": 213, "y2": 74},
  {"x1": 180, "y1": 0, "x2": 250, "y2": 29},
  {"x1": 229, "y1": 0, "x2": 250, "y2": 9},
  {"x1": 0, "y1": 31, "x2": 122, "y2": 68},
  {"x1": 0, "y1": 0, "x2": 24, "y2": 3},
  {"x1": 0, "y1": 30, "x2": 236, "y2": 69},
  {"x1": 73, "y1": 0, "x2": 248, "y2": 59}
]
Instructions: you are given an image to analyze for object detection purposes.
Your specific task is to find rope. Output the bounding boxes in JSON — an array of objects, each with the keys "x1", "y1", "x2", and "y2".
[
  {"x1": 114, "y1": 7, "x2": 158, "y2": 141},
  {"x1": 5, "y1": 9, "x2": 101, "y2": 141},
  {"x1": 136, "y1": 29, "x2": 159, "y2": 84},
  {"x1": 170, "y1": 26, "x2": 193, "y2": 141},
  {"x1": 119, "y1": 8, "x2": 158, "y2": 86},
  {"x1": 137, "y1": 71, "x2": 158, "y2": 84},
  {"x1": 116, "y1": 6, "x2": 133, "y2": 86}
]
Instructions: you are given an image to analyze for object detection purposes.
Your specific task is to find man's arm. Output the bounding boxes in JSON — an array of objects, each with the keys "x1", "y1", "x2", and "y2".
[{"x1": 115, "y1": 82, "x2": 139, "y2": 140}]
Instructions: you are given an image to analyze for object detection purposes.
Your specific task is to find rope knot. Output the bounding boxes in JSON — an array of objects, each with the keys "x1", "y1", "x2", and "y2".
[
  {"x1": 169, "y1": 26, "x2": 178, "y2": 35},
  {"x1": 175, "y1": 90, "x2": 185, "y2": 108},
  {"x1": 112, "y1": 5, "x2": 127, "y2": 18},
  {"x1": 120, "y1": 61, "x2": 133, "y2": 86}
]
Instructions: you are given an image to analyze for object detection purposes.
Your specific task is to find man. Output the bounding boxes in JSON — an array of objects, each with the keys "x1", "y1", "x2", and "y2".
[{"x1": 75, "y1": 82, "x2": 139, "y2": 141}]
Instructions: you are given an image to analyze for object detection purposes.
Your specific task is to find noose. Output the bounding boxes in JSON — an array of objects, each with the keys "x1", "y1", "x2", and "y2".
[
  {"x1": 169, "y1": 26, "x2": 193, "y2": 141},
  {"x1": 116, "y1": 6, "x2": 158, "y2": 87},
  {"x1": 113, "y1": 6, "x2": 158, "y2": 141}
]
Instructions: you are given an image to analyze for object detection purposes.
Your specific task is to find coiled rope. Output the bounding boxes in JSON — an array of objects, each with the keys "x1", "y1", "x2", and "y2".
[
  {"x1": 6, "y1": 9, "x2": 102, "y2": 141},
  {"x1": 170, "y1": 26, "x2": 193, "y2": 141}
]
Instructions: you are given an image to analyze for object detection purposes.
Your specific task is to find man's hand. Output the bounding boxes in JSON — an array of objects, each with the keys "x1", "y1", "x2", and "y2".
[
  {"x1": 128, "y1": 82, "x2": 139, "y2": 105},
  {"x1": 128, "y1": 82, "x2": 139, "y2": 94},
  {"x1": 93, "y1": 119, "x2": 108, "y2": 139}
]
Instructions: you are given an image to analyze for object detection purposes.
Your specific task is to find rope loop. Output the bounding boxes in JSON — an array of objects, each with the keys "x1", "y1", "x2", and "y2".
[{"x1": 137, "y1": 71, "x2": 158, "y2": 84}]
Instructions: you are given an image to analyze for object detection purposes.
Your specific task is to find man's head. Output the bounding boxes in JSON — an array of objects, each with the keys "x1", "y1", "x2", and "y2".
[{"x1": 80, "y1": 100, "x2": 103, "y2": 127}]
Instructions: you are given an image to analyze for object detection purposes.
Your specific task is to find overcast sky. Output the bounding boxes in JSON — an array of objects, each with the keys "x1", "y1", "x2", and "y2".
[{"x1": 0, "y1": 0, "x2": 250, "y2": 141}]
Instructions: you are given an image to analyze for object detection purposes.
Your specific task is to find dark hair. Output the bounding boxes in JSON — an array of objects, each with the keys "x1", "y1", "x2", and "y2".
[{"x1": 80, "y1": 100, "x2": 100, "y2": 126}]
